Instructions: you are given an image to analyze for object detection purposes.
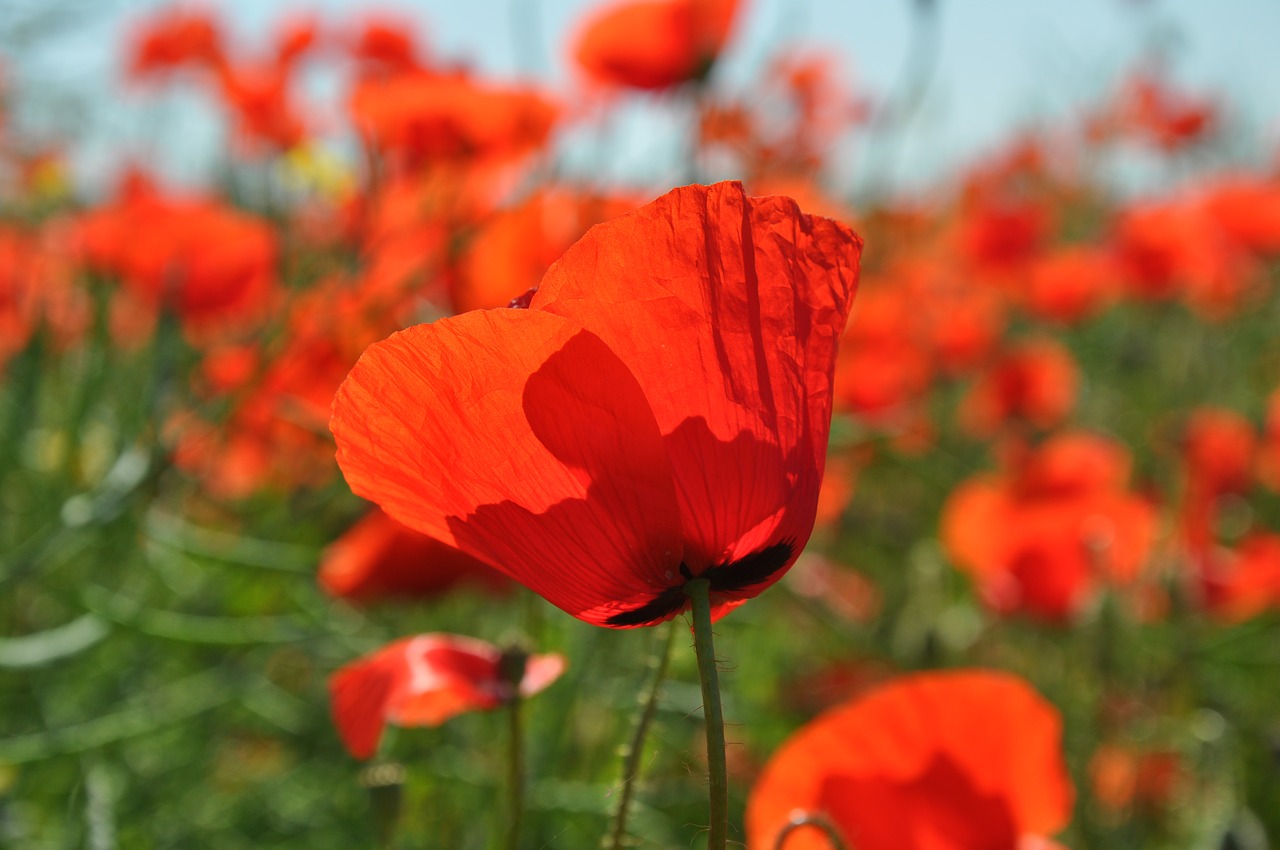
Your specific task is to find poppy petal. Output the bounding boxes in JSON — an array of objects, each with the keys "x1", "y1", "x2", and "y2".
[
  {"x1": 329, "y1": 651, "x2": 399, "y2": 760},
  {"x1": 747, "y1": 670, "x2": 1074, "y2": 850},
  {"x1": 331, "y1": 308, "x2": 685, "y2": 625},
  {"x1": 533, "y1": 181, "x2": 861, "y2": 589},
  {"x1": 318, "y1": 508, "x2": 510, "y2": 602},
  {"x1": 330, "y1": 635, "x2": 568, "y2": 759}
]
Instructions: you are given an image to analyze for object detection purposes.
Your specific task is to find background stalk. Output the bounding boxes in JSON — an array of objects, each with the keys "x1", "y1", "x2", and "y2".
[
  {"x1": 504, "y1": 695, "x2": 525, "y2": 850},
  {"x1": 606, "y1": 618, "x2": 679, "y2": 850}
]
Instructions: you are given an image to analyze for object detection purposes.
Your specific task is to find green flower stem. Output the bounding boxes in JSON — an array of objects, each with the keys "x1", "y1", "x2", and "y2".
[
  {"x1": 504, "y1": 694, "x2": 525, "y2": 850},
  {"x1": 606, "y1": 617, "x2": 679, "y2": 850},
  {"x1": 684, "y1": 578, "x2": 727, "y2": 850}
]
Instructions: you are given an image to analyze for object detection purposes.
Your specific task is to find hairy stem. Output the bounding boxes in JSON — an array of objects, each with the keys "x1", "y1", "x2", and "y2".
[{"x1": 685, "y1": 578, "x2": 727, "y2": 850}]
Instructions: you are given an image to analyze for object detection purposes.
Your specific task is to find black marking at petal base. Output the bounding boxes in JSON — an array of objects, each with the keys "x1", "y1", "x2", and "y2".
[
  {"x1": 703, "y1": 539, "x2": 796, "y2": 593},
  {"x1": 605, "y1": 582, "x2": 688, "y2": 627},
  {"x1": 603, "y1": 539, "x2": 796, "y2": 627}
]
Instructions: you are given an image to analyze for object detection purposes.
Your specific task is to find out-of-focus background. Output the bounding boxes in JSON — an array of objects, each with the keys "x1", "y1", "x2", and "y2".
[
  {"x1": 8, "y1": 0, "x2": 1280, "y2": 191},
  {"x1": 2, "y1": 1, "x2": 1280, "y2": 849}
]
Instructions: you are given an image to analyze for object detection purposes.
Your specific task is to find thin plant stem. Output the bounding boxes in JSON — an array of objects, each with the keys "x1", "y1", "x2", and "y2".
[
  {"x1": 606, "y1": 618, "x2": 680, "y2": 850},
  {"x1": 684, "y1": 578, "x2": 727, "y2": 850},
  {"x1": 504, "y1": 695, "x2": 525, "y2": 850}
]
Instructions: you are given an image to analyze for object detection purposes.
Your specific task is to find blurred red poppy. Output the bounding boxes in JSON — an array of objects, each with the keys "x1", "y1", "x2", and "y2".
[
  {"x1": 330, "y1": 634, "x2": 565, "y2": 759},
  {"x1": 1197, "y1": 175, "x2": 1280, "y2": 255},
  {"x1": 331, "y1": 181, "x2": 861, "y2": 627},
  {"x1": 347, "y1": 15, "x2": 423, "y2": 77},
  {"x1": 959, "y1": 338, "x2": 1079, "y2": 437},
  {"x1": 942, "y1": 433, "x2": 1156, "y2": 622},
  {"x1": 834, "y1": 286, "x2": 933, "y2": 422},
  {"x1": 76, "y1": 174, "x2": 277, "y2": 337},
  {"x1": 319, "y1": 508, "x2": 510, "y2": 602},
  {"x1": 127, "y1": 7, "x2": 224, "y2": 78},
  {"x1": 573, "y1": 0, "x2": 740, "y2": 91},
  {"x1": 746, "y1": 670, "x2": 1074, "y2": 850},
  {"x1": 447, "y1": 188, "x2": 639, "y2": 312},
  {"x1": 1198, "y1": 534, "x2": 1280, "y2": 622},
  {"x1": 349, "y1": 70, "x2": 558, "y2": 171},
  {"x1": 1182, "y1": 408, "x2": 1255, "y2": 499},
  {"x1": 1091, "y1": 71, "x2": 1218, "y2": 152},
  {"x1": 0, "y1": 224, "x2": 90, "y2": 370},
  {"x1": 956, "y1": 197, "x2": 1051, "y2": 274},
  {"x1": 1112, "y1": 197, "x2": 1255, "y2": 317},
  {"x1": 833, "y1": 256, "x2": 1004, "y2": 427},
  {"x1": 1023, "y1": 246, "x2": 1118, "y2": 324},
  {"x1": 1178, "y1": 407, "x2": 1256, "y2": 555},
  {"x1": 213, "y1": 63, "x2": 308, "y2": 151}
]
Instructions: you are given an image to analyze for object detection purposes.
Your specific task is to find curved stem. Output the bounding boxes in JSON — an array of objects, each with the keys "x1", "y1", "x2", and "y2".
[
  {"x1": 685, "y1": 578, "x2": 727, "y2": 850},
  {"x1": 774, "y1": 814, "x2": 849, "y2": 850},
  {"x1": 606, "y1": 618, "x2": 679, "y2": 850},
  {"x1": 504, "y1": 695, "x2": 525, "y2": 850}
]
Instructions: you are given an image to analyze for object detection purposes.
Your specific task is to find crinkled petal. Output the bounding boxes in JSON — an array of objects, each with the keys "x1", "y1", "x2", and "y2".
[
  {"x1": 533, "y1": 182, "x2": 860, "y2": 599},
  {"x1": 331, "y1": 308, "x2": 684, "y2": 624}
]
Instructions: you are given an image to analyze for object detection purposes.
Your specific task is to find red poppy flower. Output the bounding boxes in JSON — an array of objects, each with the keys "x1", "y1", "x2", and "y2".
[
  {"x1": 330, "y1": 634, "x2": 565, "y2": 759},
  {"x1": 1198, "y1": 534, "x2": 1280, "y2": 623},
  {"x1": 746, "y1": 670, "x2": 1074, "y2": 850},
  {"x1": 331, "y1": 181, "x2": 861, "y2": 628},
  {"x1": 956, "y1": 197, "x2": 1051, "y2": 273},
  {"x1": 76, "y1": 175, "x2": 277, "y2": 336},
  {"x1": 1178, "y1": 407, "x2": 1256, "y2": 555},
  {"x1": 1196, "y1": 175, "x2": 1280, "y2": 255},
  {"x1": 1182, "y1": 408, "x2": 1255, "y2": 499},
  {"x1": 833, "y1": 286, "x2": 933, "y2": 421},
  {"x1": 349, "y1": 71, "x2": 558, "y2": 170},
  {"x1": 348, "y1": 15, "x2": 423, "y2": 77},
  {"x1": 941, "y1": 433, "x2": 1156, "y2": 622},
  {"x1": 0, "y1": 224, "x2": 89, "y2": 371},
  {"x1": 1111, "y1": 198, "x2": 1255, "y2": 317},
  {"x1": 959, "y1": 339, "x2": 1079, "y2": 437},
  {"x1": 209, "y1": 63, "x2": 307, "y2": 151},
  {"x1": 572, "y1": 0, "x2": 741, "y2": 91},
  {"x1": 1090, "y1": 71, "x2": 1218, "y2": 153},
  {"x1": 127, "y1": 7, "x2": 224, "y2": 78},
  {"x1": 1023, "y1": 246, "x2": 1118, "y2": 324},
  {"x1": 448, "y1": 188, "x2": 639, "y2": 313},
  {"x1": 271, "y1": 14, "x2": 318, "y2": 73},
  {"x1": 319, "y1": 508, "x2": 510, "y2": 602}
]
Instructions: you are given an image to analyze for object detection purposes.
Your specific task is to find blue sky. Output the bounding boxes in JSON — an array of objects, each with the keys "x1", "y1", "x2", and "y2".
[{"x1": 9, "y1": 0, "x2": 1280, "y2": 196}]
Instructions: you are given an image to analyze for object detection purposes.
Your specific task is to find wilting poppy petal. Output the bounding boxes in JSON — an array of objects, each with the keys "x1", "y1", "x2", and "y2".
[
  {"x1": 534, "y1": 182, "x2": 861, "y2": 588},
  {"x1": 332, "y1": 308, "x2": 685, "y2": 625},
  {"x1": 747, "y1": 670, "x2": 1074, "y2": 850},
  {"x1": 329, "y1": 634, "x2": 565, "y2": 760}
]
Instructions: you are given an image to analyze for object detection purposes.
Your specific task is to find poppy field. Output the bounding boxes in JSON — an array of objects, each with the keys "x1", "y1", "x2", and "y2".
[{"x1": 3, "y1": 2, "x2": 1280, "y2": 848}]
